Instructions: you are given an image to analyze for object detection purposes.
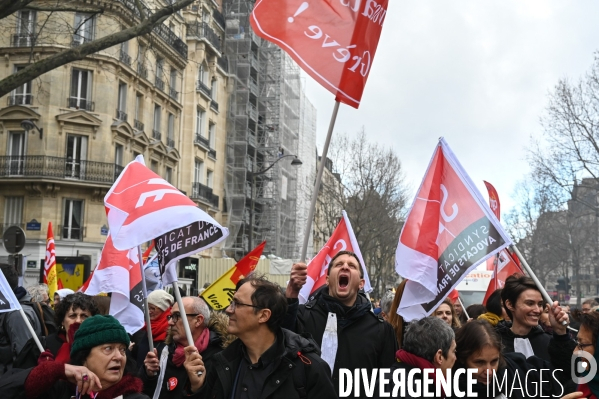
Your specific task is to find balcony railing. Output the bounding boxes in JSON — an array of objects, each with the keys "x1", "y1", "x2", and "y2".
[
  {"x1": 0, "y1": 156, "x2": 123, "y2": 184},
  {"x1": 169, "y1": 87, "x2": 179, "y2": 101},
  {"x1": 190, "y1": 182, "x2": 219, "y2": 208},
  {"x1": 186, "y1": 22, "x2": 222, "y2": 52},
  {"x1": 67, "y1": 97, "x2": 94, "y2": 111},
  {"x1": 119, "y1": 49, "x2": 132, "y2": 66},
  {"x1": 210, "y1": 100, "x2": 219, "y2": 112},
  {"x1": 12, "y1": 34, "x2": 32, "y2": 47},
  {"x1": 166, "y1": 137, "x2": 175, "y2": 148},
  {"x1": 208, "y1": 149, "x2": 217, "y2": 159},
  {"x1": 116, "y1": 109, "x2": 127, "y2": 121},
  {"x1": 134, "y1": 119, "x2": 144, "y2": 131},
  {"x1": 137, "y1": 62, "x2": 148, "y2": 79},
  {"x1": 155, "y1": 78, "x2": 165, "y2": 91},
  {"x1": 152, "y1": 130, "x2": 162, "y2": 141},
  {"x1": 59, "y1": 224, "x2": 85, "y2": 240},
  {"x1": 194, "y1": 134, "x2": 210, "y2": 148},
  {"x1": 197, "y1": 81, "x2": 211, "y2": 97},
  {"x1": 213, "y1": 9, "x2": 225, "y2": 29},
  {"x1": 8, "y1": 94, "x2": 32, "y2": 106},
  {"x1": 115, "y1": 164, "x2": 124, "y2": 180}
]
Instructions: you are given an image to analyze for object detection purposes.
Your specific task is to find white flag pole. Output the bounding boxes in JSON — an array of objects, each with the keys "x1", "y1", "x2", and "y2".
[
  {"x1": 19, "y1": 308, "x2": 44, "y2": 352},
  {"x1": 171, "y1": 281, "x2": 195, "y2": 349},
  {"x1": 137, "y1": 246, "x2": 154, "y2": 353},
  {"x1": 457, "y1": 296, "x2": 470, "y2": 320},
  {"x1": 511, "y1": 244, "x2": 567, "y2": 326},
  {"x1": 300, "y1": 101, "x2": 340, "y2": 262}
]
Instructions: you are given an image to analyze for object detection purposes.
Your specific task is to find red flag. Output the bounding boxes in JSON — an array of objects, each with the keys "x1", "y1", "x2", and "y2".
[
  {"x1": 57, "y1": 279, "x2": 64, "y2": 290},
  {"x1": 84, "y1": 234, "x2": 144, "y2": 333},
  {"x1": 104, "y1": 156, "x2": 228, "y2": 251},
  {"x1": 250, "y1": 0, "x2": 389, "y2": 109},
  {"x1": 483, "y1": 248, "x2": 523, "y2": 305},
  {"x1": 395, "y1": 138, "x2": 512, "y2": 321},
  {"x1": 299, "y1": 211, "x2": 371, "y2": 303},
  {"x1": 79, "y1": 271, "x2": 93, "y2": 293},
  {"x1": 44, "y1": 222, "x2": 58, "y2": 299},
  {"x1": 448, "y1": 289, "x2": 459, "y2": 304},
  {"x1": 483, "y1": 181, "x2": 500, "y2": 221},
  {"x1": 230, "y1": 242, "x2": 266, "y2": 284}
]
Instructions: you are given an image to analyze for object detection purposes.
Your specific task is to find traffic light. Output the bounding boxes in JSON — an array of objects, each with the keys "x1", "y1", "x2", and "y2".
[{"x1": 566, "y1": 277, "x2": 572, "y2": 293}]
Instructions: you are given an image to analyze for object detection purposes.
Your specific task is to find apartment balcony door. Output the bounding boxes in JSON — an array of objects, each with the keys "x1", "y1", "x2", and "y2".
[
  {"x1": 8, "y1": 131, "x2": 25, "y2": 175},
  {"x1": 65, "y1": 134, "x2": 87, "y2": 179}
]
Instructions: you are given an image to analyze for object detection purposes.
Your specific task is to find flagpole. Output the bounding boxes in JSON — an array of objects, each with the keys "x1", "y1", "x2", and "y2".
[
  {"x1": 137, "y1": 246, "x2": 154, "y2": 353},
  {"x1": 171, "y1": 281, "x2": 195, "y2": 349},
  {"x1": 19, "y1": 308, "x2": 44, "y2": 352},
  {"x1": 457, "y1": 296, "x2": 469, "y2": 320},
  {"x1": 511, "y1": 244, "x2": 567, "y2": 326},
  {"x1": 300, "y1": 100, "x2": 340, "y2": 262}
]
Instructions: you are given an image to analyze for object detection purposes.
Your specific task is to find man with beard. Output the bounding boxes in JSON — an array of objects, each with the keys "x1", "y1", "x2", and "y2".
[{"x1": 283, "y1": 250, "x2": 398, "y2": 398}]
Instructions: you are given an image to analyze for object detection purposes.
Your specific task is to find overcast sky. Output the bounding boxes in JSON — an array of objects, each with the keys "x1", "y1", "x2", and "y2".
[{"x1": 304, "y1": 0, "x2": 599, "y2": 216}]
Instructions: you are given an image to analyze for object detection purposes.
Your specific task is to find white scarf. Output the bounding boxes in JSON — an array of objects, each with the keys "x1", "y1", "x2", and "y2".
[
  {"x1": 152, "y1": 346, "x2": 171, "y2": 399},
  {"x1": 320, "y1": 312, "x2": 338, "y2": 375}
]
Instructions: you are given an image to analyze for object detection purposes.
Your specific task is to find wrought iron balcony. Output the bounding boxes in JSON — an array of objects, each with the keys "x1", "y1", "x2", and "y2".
[
  {"x1": 210, "y1": 100, "x2": 219, "y2": 112},
  {"x1": 134, "y1": 119, "x2": 144, "y2": 131},
  {"x1": 116, "y1": 109, "x2": 128, "y2": 122},
  {"x1": 12, "y1": 34, "x2": 32, "y2": 47},
  {"x1": 169, "y1": 88, "x2": 179, "y2": 101},
  {"x1": 137, "y1": 62, "x2": 148, "y2": 79},
  {"x1": 0, "y1": 156, "x2": 123, "y2": 184},
  {"x1": 197, "y1": 81, "x2": 211, "y2": 97},
  {"x1": 166, "y1": 137, "x2": 175, "y2": 148},
  {"x1": 194, "y1": 134, "x2": 210, "y2": 148},
  {"x1": 119, "y1": 49, "x2": 132, "y2": 66},
  {"x1": 208, "y1": 149, "x2": 217, "y2": 160},
  {"x1": 8, "y1": 94, "x2": 32, "y2": 106},
  {"x1": 152, "y1": 130, "x2": 162, "y2": 141},
  {"x1": 213, "y1": 9, "x2": 225, "y2": 29},
  {"x1": 190, "y1": 182, "x2": 219, "y2": 208},
  {"x1": 155, "y1": 78, "x2": 165, "y2": 91},
  {"x1": 67, "y1": 97, "x2": 94, "y2": 111},
  {"x1": 186, "y1": 22, "x2": 222, "y2": 52}
]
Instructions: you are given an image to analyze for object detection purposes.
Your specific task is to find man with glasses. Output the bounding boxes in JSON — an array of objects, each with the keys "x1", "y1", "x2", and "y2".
[
  {"x1": 141, "y1": 296, "x2": 223, "y2": 399},
  {"x1": 182, "y1": 275, "x2": 336, "y2": 398}
]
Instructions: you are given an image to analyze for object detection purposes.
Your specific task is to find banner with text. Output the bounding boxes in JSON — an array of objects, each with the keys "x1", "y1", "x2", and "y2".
[
  {"x1": 395, "y1": 138, "x2": 512, "y2": 321},
  {"x1": 250, "y1": 0, "x2": 389, "y2": 108},
  {"x1": 0, "y1": 268, "x2": 20, "y2": 313}
]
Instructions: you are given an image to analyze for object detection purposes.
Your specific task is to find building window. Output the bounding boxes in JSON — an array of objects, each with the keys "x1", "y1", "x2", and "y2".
[
  {"x1": 11, "y1": 66, "x2": 32, "y2": 105},
  {"x1": 208, "y1": 123, "x2": 216, "y2": 148},
  {"x1": 8, "y1": 131, "x2": 26, "y2": 175},
  {"x1": 167, "y1": 113, "x2": 175, "y2": 147},
  {"x1": 211, "y1": 79, "x2": 218, "y2": 101},
  {"x1": 196, "y1": 108, "x2": 205, "y2": 137},
  {"x1": 155, "y1": 58, "x2": 164, "y2": 90},
  {"x1": 165, "y1": 166, "x2": 172, "y2": 183},
  {"x1": 151, "y1": 160, "x2": 159, "y2": 174},
  {"x1": 69, "y1": 68, "x2": 93, "y2": 110},
  {"x1": 117, "y1": 82, "x2": 127, "y2": 120},
  {"x1": 207, "y1": 169, "x2": 213, "y2": 188},
  {"x1": 198, "y1": 65, "x2": 206, "y2": 85},
  {"x1": 73, "y1": 13, "x2": 94, "y2": 45},
  {"x1": 153, "y1": 104, "x2": 162, "y2": 139},
  {"x1": 3, "y1": 197, "x2": 24, "y2": 227},
  {"x1": 194, "y1": 159, "x2": 203, "y2": 184},
  {"x1": 65, "y1": 134, "x2": 88, "y2": 179},
  {"x1": 63, "y1": 199, "x2": 83, "y2": 240},
  {"x1": 115, "y1": 144, "x2": 123, "y2": 166},
  {"x1": 15, "y1": 10, "x2": 36, "y2": 46},
  {"x1": 134, "y1": 93, "x2": 143, "y2": 130}
]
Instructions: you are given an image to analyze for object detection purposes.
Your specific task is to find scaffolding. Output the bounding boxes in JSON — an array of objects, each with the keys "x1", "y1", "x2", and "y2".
[{"x1": 222, "y1": 0, "x2": 302, "y2": 259}]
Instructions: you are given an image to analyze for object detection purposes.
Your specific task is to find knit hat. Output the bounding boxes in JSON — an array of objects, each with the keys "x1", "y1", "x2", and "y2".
[
  {"x1": 71, "y1": 315, "x2": 130, "y2": 357},
  {"x1": 147, "y1": 290, "x2": 174, "y2": 312}
]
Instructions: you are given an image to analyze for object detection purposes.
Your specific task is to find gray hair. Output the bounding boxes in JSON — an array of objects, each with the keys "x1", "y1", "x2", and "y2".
[
  {"x1": 403, "y1": 316, "x2": 455, "y2": 363},
  {"x1": 27, "y1": 284, "x2": 49, "y2": 303},
  {"x1": 188, "y1": 296, "x2": 211, "y2": 327},
  {"x1": 380, "y1": 291, "x2": 394, "y2": 315}
]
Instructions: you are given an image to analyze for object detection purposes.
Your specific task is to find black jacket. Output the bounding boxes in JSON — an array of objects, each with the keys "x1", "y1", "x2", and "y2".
[
  {"x1": 495, "y1": 320, "x2": 556, "y2": 362},
  {"x1": 195, "y1": 328, "x2": 336, "y2": 399},
  {"x1": 140, "y1": 328, "x2": 223, "y2": 399},
  {"x1": 388, "y1": 360, "x2": 444, "y2": 399},
  {"x1": 284, "y1": 287, "x2": 398, "y2": 398}
]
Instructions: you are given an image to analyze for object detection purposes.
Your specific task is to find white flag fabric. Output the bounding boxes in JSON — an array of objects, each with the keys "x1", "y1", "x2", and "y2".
[
  {"x1": 0, "y1": 268, "x2": 21, "y2": 313},
  {"x1": 395, "y1": 138, "x2": 512, "y2": 321}
]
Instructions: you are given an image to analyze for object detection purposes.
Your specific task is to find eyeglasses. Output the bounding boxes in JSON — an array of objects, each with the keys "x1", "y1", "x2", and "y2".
[
  {"x1": 227, "y1": 298, "x2": 261, "y2": 312},
  {"x1": 576, "y1": 341, "x2": 594, "y2": 351},
  {"x1": 166, "y1": 312, "x2": 199, "y2": 323}
]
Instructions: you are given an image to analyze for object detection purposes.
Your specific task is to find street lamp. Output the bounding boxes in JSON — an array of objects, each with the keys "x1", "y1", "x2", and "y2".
[
  {"x1": 247, "y1": 154, "x2": 302, "y2": 254},
  {"x1": 21, "y1": 119, "x2": 43, "y2": 139}
]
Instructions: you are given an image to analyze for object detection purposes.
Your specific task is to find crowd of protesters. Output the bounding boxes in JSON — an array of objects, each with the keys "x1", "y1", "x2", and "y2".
[{"x1": 0, "y1": 251, "x2": 598, "y2": 399}]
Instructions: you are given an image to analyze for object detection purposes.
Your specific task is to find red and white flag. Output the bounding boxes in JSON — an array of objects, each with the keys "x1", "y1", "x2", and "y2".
[
  {"x1": 299, "y1": 210, "x2": 371, "y2": 304},
  {"x1": 250, "y1": 0, "x2": 389, "y2": 108},
  {"x1": 483, "y1": 248, "x2": 523, "y2": 305},
  {"x1": 84, "y1": 234, "x2": 145, "y2": 334},
  {"x1": 484, "y1": 181, "x2": 501, "y2": 221},
  {"x1": 104, "y1": 156, "x2": 228, "y2": 251},
  {"x1": 395, "y1": 138, "x2": 512, "y2": 321},
  {"x1": 44, "y1": 222, "x2": 58, "y2": 300}
]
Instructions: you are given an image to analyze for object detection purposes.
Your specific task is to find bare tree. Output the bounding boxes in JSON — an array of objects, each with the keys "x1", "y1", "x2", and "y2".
[{"x1": 0, "y1": 0, "x2": 194, "y2": 98}]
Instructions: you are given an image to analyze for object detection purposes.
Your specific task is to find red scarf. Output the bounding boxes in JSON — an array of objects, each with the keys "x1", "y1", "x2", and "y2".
[
  {"x1": 580, "y1": 383, "x2": 598, "y2": 399},
  {"x1": 150, "y1": 309, "x2": 170, "y2": 342},
  {"x1": 396, "y1": 349, "x2": 446, "y2": 398},
  {"x1": 172, "y1": 328, "x2": 210, "y2": 367}
]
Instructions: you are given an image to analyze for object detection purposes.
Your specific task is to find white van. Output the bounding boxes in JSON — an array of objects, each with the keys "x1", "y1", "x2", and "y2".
[{"x1": 456, "y1": 270, "x2": 493, "y2": 308}]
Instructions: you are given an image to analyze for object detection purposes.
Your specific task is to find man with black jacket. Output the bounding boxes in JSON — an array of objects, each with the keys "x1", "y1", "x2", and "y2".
[
  {"x1": 182, "y1": 276, "x2": 336, "y2": 399},
  {"x1": 283, "y1": 251, "x2": 398, "y2": 398}
]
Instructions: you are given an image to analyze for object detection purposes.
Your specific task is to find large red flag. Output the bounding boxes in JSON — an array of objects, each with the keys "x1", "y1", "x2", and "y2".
[
  {"x1": 299, "y1": 211, "x2": 371, "y2": 303},
  {"x1": 483, "y1": 248, "x2": 523, "y2": 305},
  {"x1": 250, "y1": 0, "x2": 389, "y2": 108},
  {"x1": 483, "y1": 181, "x2": 501, "y2": 221},
  {"x1": 395, "y1": 138, "x2": 512, "y2": 321},
  {"x1": 44, "y1": 222, "x2": 58, "y2": 300},
  {"x1": 104, "y1": 156, "x2": 228, "y2": 251},
  {"x1": 84, "y1": 234, "x2": 144, "y2": 334}
]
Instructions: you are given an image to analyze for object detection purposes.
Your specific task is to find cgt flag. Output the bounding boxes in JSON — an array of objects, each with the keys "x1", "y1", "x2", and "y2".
[
  {"x1": 483, "y1": 248, "x2": 523, "y2": 305},
  {"x1": 104, "y1": 155, "x2": 228, "y2": 251},
  {"x1": 84, "y1": 234, "x2": 145, "y2": 334},
  {"x1": 395, "y1": 138, "x2": 512, "y2": 321},
  {"x1": 0, "y1": 268, "x2": 21, "y2": 313},
  {"x1": 250, "y1": 0, "x2": 389, "y2": 108},
  {"x1": 201, "y1": 242, "x2": 266, "y2": 310},
  {"x1": 44, "y1": 222, "x2": 58, "y2": 301},
  {"x1": 299, "y1": 210, "x2": 371, "y2": 304}
]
